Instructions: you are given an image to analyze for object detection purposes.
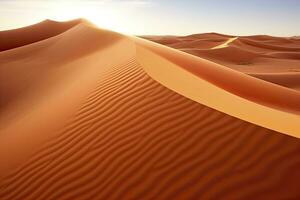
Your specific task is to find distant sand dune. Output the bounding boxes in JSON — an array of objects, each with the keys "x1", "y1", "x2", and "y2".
[
  {"x1": 212, "y1": 37, "x2": 238, "y2": 49},
  {"x1": 1, "y1": 20, "x2": 300, "y2": 199},
  {"x1": 147, "y1": 33, "x2": 300, "y2": 91}
]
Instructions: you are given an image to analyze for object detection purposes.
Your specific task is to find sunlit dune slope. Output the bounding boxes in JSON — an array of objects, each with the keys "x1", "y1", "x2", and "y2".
[
  {"x1": 146, "y1": 33, "x2": 300, "y2": 91},
  {"x1": 1, "y1": 20, "x2": 300, "y2": 200}
]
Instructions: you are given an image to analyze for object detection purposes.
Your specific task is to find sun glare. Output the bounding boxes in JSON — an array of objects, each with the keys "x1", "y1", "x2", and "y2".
[
  {"x1": 0, "y1": 0, "x2": 151, "y2": 35},
  {"x1": 48, "y1": 2, "x2": 131, "y2": 34}
]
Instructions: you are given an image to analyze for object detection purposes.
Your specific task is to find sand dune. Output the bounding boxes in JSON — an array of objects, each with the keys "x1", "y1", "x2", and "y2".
[
  {"x1": 0, "y1": 19, "x2": 89, "y2": 52},
  {"x1": 142, "y1": 33, "x2": 230, "y2": 50},
  {"x1": 147, "y1": 33, "x2": 300, "y2": 91},
  {"x1": 1, "y1": 20, "x2": 300, "y2": 199}
]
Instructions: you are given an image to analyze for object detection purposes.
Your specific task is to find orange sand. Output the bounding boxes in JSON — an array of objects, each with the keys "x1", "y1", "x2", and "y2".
[
  {"x1": 145, "y1": 33, "x2": 300, "y2": 91},
  {"x1": 1, "y1": 20, "x2": 300, "y2": 199}
]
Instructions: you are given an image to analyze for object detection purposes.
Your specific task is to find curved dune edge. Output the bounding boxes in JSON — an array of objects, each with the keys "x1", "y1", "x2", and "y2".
[
  {"x1": 133, "y1": 38, "x2": 300, "y2": 138},
  {"x1": 137, "y1": 38, "x2": 300, "y2": 114},
  {"x1": 145, "y1": 33, "x2": 300, "y2": 92}
]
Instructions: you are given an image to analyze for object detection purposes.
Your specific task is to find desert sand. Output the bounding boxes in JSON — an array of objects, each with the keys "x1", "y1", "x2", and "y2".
[
  {"x1": 1, "y1": 19, "x2": 300, "y2": 199},
  {"x1": 144, "y1": 33, "x2": 300, "y2": 91}
]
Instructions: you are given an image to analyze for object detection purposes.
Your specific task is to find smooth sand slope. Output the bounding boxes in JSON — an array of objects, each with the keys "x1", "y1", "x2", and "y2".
[
  {"x1": 1, "y1": 20, "x2": 300, "y2": 200},
  {"x1": 145, "y1": 33, "x2": 300, "y2": 91}
]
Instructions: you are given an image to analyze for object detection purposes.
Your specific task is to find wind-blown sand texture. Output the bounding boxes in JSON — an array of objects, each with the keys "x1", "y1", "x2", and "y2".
[{"x1": 1, "y1": 19, "x2": 300, "y2": 200}]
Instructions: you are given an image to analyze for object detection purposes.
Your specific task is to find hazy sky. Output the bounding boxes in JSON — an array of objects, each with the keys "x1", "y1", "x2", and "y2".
[{"x1": 0, "y1": 0, "x2": 299, "y2": 36}]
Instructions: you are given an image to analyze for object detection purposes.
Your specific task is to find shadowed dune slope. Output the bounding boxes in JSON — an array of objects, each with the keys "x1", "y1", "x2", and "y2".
[{"x1": 1, "y1": 20, "x2": 300, "y2": 200}]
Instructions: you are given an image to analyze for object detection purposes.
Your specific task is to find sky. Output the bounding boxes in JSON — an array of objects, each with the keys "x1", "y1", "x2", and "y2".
[{"x1": 0, "y1": 0, "x2": 300, "y2": 36}]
